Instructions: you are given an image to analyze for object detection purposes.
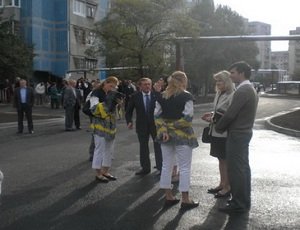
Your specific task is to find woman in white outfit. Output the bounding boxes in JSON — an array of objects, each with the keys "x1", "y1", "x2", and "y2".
[{"x1": 154, "y1": 71, "x2": 199, "y2": 210}]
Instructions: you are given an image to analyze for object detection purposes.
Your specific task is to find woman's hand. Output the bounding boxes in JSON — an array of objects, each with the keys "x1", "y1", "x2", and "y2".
[
  {"x1": 162, "y1": 132, "x2": 169, "y2": 142},
  {"x1": 201, "y1": 112, "x2": 212, "y2": 122}
]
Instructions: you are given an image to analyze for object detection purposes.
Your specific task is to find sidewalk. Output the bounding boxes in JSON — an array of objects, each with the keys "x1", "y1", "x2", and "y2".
[{"x1": 0, "y1": 103, "x2": 64, "y2": 123}]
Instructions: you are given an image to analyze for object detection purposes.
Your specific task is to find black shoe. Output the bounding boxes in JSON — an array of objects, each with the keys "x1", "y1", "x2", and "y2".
[
  {"x1": 16, "y1": 131, "x2": 23, "y2": 134},
  {"x1": 29, "y1": 130, "x2": 34, "y2": 134},
  {"x1": 164, "y1": 199, "x2": 180, "y2": 207},
  {"x1": 135, "y1": 169, "x2": 150, "y2": 175},
  {"x1": 95, "y1": 175, "x2": 109, "y2": 183},
  {"x1": 103, "y1": 174, "x2": 117, "y2": 181},
  {"x1": 218, "y1": 204, "x2": 249, "y2": 214},
  {"x1": 214, "y1": 191, "x2": 231, "y2": 199},
  {"x1": 180, "y1": 201, "x2": 199, "y2": 210},
  {"x1": 76, "y1": 127, "x2": 81, "y2": 130},
  {"x1": 207, "y1": 187, "x2": 222, "y2": 194}
]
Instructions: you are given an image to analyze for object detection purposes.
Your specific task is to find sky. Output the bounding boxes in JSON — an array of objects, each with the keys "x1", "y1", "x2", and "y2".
[{"x1": 213, "y1": 0, "x2": 299, "y2": 51}]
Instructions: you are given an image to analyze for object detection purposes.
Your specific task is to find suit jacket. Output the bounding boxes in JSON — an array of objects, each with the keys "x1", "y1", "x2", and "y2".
[
  {"x1": 13, "y1": 87, "x2": 35, "y2": 108},
  {"x1": 63, "y1": 87, "x2": 82, "y2": 108},
  {"x1": 125, "y1": 91, "x2": 159, "y2": 134}
]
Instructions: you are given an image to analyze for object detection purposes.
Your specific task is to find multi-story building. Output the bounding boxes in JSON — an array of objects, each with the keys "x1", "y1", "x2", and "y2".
[
  {"x1": 0, "y1": 0, "x2": 110, "y2": 82},
  {"x1": 248, "y1": 21, "x2": 272, "y2": 69},
  {"x1": 271, "y1": 51, "x2": 289, "y2": 71},
  {"x1": 288, "y1": 27, "x2": 300, "y2": 78}
]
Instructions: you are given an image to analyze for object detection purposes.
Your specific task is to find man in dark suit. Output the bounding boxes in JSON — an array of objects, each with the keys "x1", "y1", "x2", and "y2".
[
  {"x1": 126, "y1": 78, "x2": 162, "y2": 175},
  {"x1": 63, "y1": 79, "x2": 82, "y2": 131},
  {"x1": 13, "y1": 79, "x2": 35, "y2": 134}
]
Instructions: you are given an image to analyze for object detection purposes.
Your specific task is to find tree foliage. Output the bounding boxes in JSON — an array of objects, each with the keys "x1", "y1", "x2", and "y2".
[
  {"x1": 0, "y1": 18, "x2": 34, "y2": 82},
  {"x1": 87, "y1": 0, "x2": 199, "y2": 79},
  {"x1": 184, "y1": 3, "x2": 259, "y2": 96}
]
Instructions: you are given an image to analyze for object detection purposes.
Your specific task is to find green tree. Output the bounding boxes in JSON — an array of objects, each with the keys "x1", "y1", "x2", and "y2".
[
  {"x1": 0, "y1": 18, "x2": 34, "y2": 83},
  {"x1": 87, "y1": 0, "x2": 199, "y2": 79},
  {"x1": 184, "y1": 4, "x2": 259, "y2": 96}
]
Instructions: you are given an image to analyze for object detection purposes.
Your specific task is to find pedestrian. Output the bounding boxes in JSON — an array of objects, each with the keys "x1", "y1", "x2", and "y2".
[
  {"x1": 90, "y1": 76, "x2": 120, "y2": 183},
  {"x1": 49, "y1": 82, "x2": 60, "y2": 109},
  {"x1": 125, "y1": 77, "x2": 162, "y2": 175},
  {"x1": 216, "y1": 61, "x2": 258, "y2": 214},
  {"x1": 201, "y1": 70, "x2": 234, "y2": 198},
  {"x1": 154, "y1": 71, "x2": 199, "y2": 210},
  {"x1": 63, "y1": 79, "x2": 82, "y2": 131},
  {"x1": 34, "y1": 82, "x2": 45, "y2": 105},
  {"x1": 13, "y1": 79, "x2": 35, "y2": 134}
]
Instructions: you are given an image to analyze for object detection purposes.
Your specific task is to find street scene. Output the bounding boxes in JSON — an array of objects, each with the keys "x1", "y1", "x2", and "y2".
[
  {"x1": 0, "y1": 95, "x2": 299, "y2": 230},
  {"x1": 1, "y1": 0, "x2": 300, "y2": 229}
]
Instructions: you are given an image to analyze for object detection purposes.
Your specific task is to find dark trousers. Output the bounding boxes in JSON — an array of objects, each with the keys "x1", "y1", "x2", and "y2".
[
  {"x1": 137, "y1": 129, "x2": 162, "y2": 172},
  {"x1": 74, "y1": 106, "x2": 80, "y2": 129},
  {"x1": 226, "y1": 131, "x2": 252, "y2": 210},
  {"x1": 65, "y1": 106, "x2": 75, "y2": 129},
  {"x1": 17, "y1": 103, "x2": 33, "y2": 132}
]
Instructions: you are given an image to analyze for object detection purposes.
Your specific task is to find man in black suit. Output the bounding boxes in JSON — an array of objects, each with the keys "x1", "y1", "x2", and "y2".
[
  {"x1": 13, "y1": 79, "x2": 35, "y2": 134},
  {"x1": 63, "y1": 79, "x2": 82, "y2": 131},
  {"x1": 126, "y1": 78, "x2": 162, "y2": 175}
]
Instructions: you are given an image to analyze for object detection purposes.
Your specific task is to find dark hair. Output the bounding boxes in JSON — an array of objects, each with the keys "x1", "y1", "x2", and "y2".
[{"x1": 228, "y1": 61, "x2": 252, "y2": 79}]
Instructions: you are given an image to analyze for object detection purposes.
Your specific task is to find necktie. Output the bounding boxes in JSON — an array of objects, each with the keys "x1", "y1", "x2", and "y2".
[{"x1": 145, "y1": 94, "x2": 150, "y2": 112}]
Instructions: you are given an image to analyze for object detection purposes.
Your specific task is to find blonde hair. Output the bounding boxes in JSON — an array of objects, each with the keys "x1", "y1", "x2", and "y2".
[
  {"x1": 213, "y1": 70, "x2": 234, "y2": 94},
  {"x1": 100, "y1": 76, "x2": 119, "y2": 88},
  {"x1": 163, "y1": 71, "x2": 187, "y2": 99}
]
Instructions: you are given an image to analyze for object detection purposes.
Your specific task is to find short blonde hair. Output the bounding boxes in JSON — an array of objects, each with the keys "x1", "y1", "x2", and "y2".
[
  {"x1": 163, "y1": 71, "x2": 187, "y2": 99},
  {"x1": 213, "y1": 70, "x2": 234, "y2": 93},
  {"x1": 100, "y1": 76, "x2": 119, "y2": 88}
]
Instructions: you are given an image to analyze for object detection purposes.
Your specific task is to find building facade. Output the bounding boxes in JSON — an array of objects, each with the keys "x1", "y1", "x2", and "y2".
[
  {"x1": 289, "y1": 27, "x2": 300, "y2": 78},
  {"x1": 0, "y1": 0, "x2": 110, "y2": 81},
  {"x1": 248, "y1": 21, "x2": 272, "y2": 69},
  {"x1": 271, "y1": 51, "x2": 289, "y2": 71}
]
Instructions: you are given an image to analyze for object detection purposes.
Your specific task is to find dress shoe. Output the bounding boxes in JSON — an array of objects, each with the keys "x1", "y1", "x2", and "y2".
[
  {"x1": 180, "y1": 200, "x2": 199, "y2": 210},
  {"x1": 164, "y1": 199, "x2": 180, "y2": 207},
  {"x1": 95, "y1": 175, "x2": 109, "y2": 183},
  {"x1": 214, "y1": 190, "x2": 231, "y2": 199},
  {"x1": 16, "y1": 131, "x2": 23, "y2": 134},
  {"x1": 103, "y1": 174, "x2": 117, "y2": 181},
  {"x1": 135, "y1": 169, "x2": 150, "y2": 175},
  {"x1": 207, "y1": 187, "x2": 222, "y2": 194},
  {"x1": 29, "y1": 130, "x2": 34, "y2": 134},
  {"x1": 218, "y1": 204, "x2": 249, "y2": 214}
]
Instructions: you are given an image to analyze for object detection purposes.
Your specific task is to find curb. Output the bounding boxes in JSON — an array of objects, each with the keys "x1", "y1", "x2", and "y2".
[{"x1": 265, "y1": 107, "x2": 300, "y2": 137}]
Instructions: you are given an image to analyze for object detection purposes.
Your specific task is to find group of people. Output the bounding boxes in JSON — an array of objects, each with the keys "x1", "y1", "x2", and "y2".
[
  {"x1": 13, "y1": 60, "x2": 258, "y2": 214},
  {"x1": 87, "y1": 60, "x2": 258, "y2": 213}
]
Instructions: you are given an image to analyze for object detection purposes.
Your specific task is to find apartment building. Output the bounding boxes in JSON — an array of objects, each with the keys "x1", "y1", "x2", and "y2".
[
  {"x1": 271, "y1": 51, "x2": 288, "y2": 71},
  {"x1": 248, "y1": 21, "x2": 272, "y2": 69},
  {"x1": 0, "y1": 0, "x2": 110, "y2": 81},
  {"x1": 288, "y1": 27, "x2": 300, "y2": 78}
]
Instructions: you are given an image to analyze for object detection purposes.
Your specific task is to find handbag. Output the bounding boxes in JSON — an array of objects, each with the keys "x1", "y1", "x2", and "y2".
[{"x1": 201, "y1": 126, "x2": 212, "y2": 143}]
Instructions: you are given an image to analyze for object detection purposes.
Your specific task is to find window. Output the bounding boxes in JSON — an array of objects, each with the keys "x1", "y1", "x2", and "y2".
[
  {"x1": 74, "y1": 26, "x2": 86, "y2": 44},
  {"x1": 86, "y1": 31, "x2": 95, "y2": 46},
  {"x1": 1, "y1": 0, "x2": 20, "y2": 7},
  {"x1": 73, "y1": 0, "x2": 85, "y2": 17},
  {"x1": 73, "y1": 57, "x2": 97, "y2": 69},
  {"x1": 86, "y1": 4, "x2": 96, "y2": 18}
]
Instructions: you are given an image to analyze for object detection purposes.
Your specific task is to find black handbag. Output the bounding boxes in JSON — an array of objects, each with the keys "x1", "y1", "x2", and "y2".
[{"x1": 202, "y1": 126, "x2": 212, "y2": 143}]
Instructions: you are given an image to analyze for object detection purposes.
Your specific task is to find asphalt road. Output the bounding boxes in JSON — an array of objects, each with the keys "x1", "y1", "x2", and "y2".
[{"x1": 0, "y1": 96, "x2": 300, "y2": 230}]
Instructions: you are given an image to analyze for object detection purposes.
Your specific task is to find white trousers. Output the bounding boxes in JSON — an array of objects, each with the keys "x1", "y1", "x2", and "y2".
[
  {"x1": 160, "y1": 144, "x2": 193, "y2": 192},
  {"x1": 92, "y1": 135, "x2": 114, "y2": 170}
]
